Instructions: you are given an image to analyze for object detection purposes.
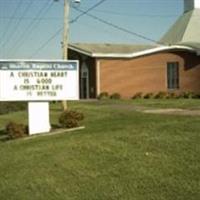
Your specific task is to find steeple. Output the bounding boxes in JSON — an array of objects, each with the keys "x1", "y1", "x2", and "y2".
[
  {"x1": 184, "y1": 0, "x2": 200, "y2": 13},
  {"x1": 160, "y1": 0, "x2": 200, "y2": 45}
]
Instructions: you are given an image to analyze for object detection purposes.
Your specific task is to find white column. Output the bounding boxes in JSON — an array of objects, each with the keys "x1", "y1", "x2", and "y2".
[
  {"x1": 28, "y1": 102, "x2": 51, "y2": 135},
  {"x1": 96, "y1": 60, "x2": 101, "y2": 96}
]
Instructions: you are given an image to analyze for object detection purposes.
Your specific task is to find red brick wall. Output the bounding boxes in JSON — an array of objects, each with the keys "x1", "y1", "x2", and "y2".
[{"x1": 98, "y1": 51, "x2": 200, "y2": 98}]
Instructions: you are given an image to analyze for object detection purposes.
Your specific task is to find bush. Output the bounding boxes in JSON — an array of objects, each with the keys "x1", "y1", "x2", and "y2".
[
  {"x1": 167, "y1": 92, "x2": 199, "y2": 99},
  {"x1": 167, "y1": 92, "x2": 178, "y2": 99},
  {"x1": 143, "y1": 93, "x2": 154, "y2": 99},
  {"x1": 110, "y1": 93, "x2": 121, "y2": 100},
  {"x1": 132, "y1": 92, "x2": 143, "y2": 99},
  {"x1": 59, "y1": 110, "x2": 84, "y2": 128},
  {"x1": 154, "y1": 91, "x2": 168, "y2": 99},
  {"x1": 180, "y1": 92, "x2": 195, "y2": 99},
  {"x1": 6, "y1": 122, "x2": 28, "y2": 139},
  {"x1": 193, "y1": 93, "x2": 200, "y2": 99},
  {"x1": 97, "y1": 92, "x2": 109, "y2": 100},
  {"x1": 0, "y1": 102, "x2": 26, "y2": 115}
]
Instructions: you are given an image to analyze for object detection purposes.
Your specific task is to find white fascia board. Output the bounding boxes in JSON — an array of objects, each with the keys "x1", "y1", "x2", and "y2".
[
  {"x1": 69, "y1": 46, "x2": 93, "y2": 57},
  {"x1": 69, "y1": 45, "x2": 196, "y2": 59},
  {"x1": 92, "y1": 45, "x2": 196, "y2": 58}
]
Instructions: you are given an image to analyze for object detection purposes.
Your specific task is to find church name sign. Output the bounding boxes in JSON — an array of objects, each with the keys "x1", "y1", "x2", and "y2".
[{"x1": 0, "y1": 60, "x2": 79, "y2": 101}]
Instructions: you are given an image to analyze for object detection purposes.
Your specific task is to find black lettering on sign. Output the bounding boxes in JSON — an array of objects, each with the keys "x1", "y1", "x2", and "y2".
[
  {"x1": 27, "y1": 91, "x2": 32, "y2": 96},
  {"x1": 24, "y1": 79, "x2": 29, "y2": 84},
  {"x1": 13, "y1": 85, "x2": 18, "y2": 90},
  {"x1": 37, "y1": 78, "x2": 52, "y2": 84},
  {"x1": 10, "y1": 72, "x2": 14, "y2": 77}
]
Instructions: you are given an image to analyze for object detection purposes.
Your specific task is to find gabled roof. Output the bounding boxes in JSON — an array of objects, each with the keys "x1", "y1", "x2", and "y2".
[
  {"x1": 69, "y1": 6, "x2": 200, "y2": 58},
  {"x1": 69, "y1": 43, "x2": 196, "y2": 58},
  {"x1": 160, "y1": 9, "x2": 200, "y2": 45},
  {"x1": 69, "y1": 43, "x2": 157, "y2": 55}
]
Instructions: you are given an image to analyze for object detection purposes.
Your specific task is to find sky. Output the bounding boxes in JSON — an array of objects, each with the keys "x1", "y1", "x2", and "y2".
[{"x1": 0, "y1": 0, "x2": 185, "y2": 59}]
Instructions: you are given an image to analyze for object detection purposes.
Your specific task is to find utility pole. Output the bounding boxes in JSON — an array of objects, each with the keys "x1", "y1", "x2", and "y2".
[
  {"x1": 63, "y1": 0, "x2": 70, "y2": 61},
  {"x1": 62, "y1": 0, "x2": 70, "y2": 110},
  {"x1": 61, "y1": 0, "x2": 80, "y2": 110}
]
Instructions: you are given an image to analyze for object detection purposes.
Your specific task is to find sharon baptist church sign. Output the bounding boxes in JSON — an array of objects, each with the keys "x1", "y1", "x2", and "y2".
[
  {"x1": 0, "y1": 60, "x2": 79, "y2": 135},
  {"x1": 0, "y1": 60, "x2": 79, "y2": 101}
]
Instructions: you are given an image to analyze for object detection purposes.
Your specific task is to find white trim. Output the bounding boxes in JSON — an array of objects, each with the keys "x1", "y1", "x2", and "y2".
[
  {"x1": 92, "y1": 46, "x2": 195, "y2": 58},
  {"x1": 96, "y1": 60, "x2": 101, "y2": 96},
  {"x1": 69, "y1": 45, "x2": 196, "y2": 59},
  {"x1": 69, "y1": 46, "x2": 92, "y2": 57},
  {"x1": 0, "y1": 59, "x2": 79, "y2": 63}
]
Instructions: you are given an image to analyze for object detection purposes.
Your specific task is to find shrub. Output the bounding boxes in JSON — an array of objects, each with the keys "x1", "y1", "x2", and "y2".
[
  {"x1": 181, "y1": 92, "x2": 195, "y2": 99},
  {"x1": 6, "y1": 122, "x2": 28, "y2": 139},
  {"x1": 154, "y1": 91, "x2": 168, "y2": 99},
  {"x1": 97, "y1": 92, "x2": 109, "y2": 100},
  {"x1": 193, "y1": 93, "x2": 200, "y2": 99},
  {"x1": 167, "y1": 92, "x2": 178, "y2": 99},
  {"x1": 59, "y1": 110, "x2": 84, "y2": 128},
  {"x1": 178, "y1": 92, "x2": 184, "y2": 99},
  {"x1": 110, "y1": 93, "x2": 121, "y2": 100},
  {"x1": 0, "y1": 102, "x2": 26, "y2": 115},
  {"x1": 143, "y1": 93, "x2": 154, "y2": 99},
  {"x1": 132, "y1": 92, "x2": 143, "y2": 99}
]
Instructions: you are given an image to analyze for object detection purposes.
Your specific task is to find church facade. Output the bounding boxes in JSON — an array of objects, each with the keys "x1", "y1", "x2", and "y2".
[{"x1": 69, "y1": 0, "x2": 200, "y2": 99}]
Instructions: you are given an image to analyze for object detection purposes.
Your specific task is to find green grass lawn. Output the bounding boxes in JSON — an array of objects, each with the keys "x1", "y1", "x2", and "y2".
[{"x1": 0, "y1": 99, "x2": 199, "y2": 200}]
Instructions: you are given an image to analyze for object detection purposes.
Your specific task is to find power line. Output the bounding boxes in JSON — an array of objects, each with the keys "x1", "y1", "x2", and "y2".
[
  {"x1": 74, "y1": 19, "x2": 139, "y2": 43},
  {"x1": 27, "y1": 0, "x2": 168, "y2": 59},
  {"x1": 0, "y1": 11, "x2": 182, "y2": 20},
  {"x1": 29, "y1": 0, "x2": 108, "y2": 58},
  {"x1": 29, "y1": 27, "x2": 63, "y2": 59},
  {"x1": 71, "y1": 6, "x2": 163, "y2": 45},
  {"x1": 29, "y1": 15, "x2": 142, "y2": 59},
  {"x1": 9, "y1": 0, "x2": 54, "y2": 57},
  {"x1": 80, "y1": 8, "x2": 179, "y2": 18},
  {"x1": 9, "y1": 0, "x2": 53, "y2": 57},
  {"x1": 70, "y1": 0, "x2": 108, "y2": 23},
  {"x1": 0, "y1": 17, "x2": 62, "y2": 20},
  {"x1": 0, "y1": 0, "x2": 34, "y2": 49},
  {"x1": 0, "y1": 0, "x2": 49, "y2": 1},
  {"x1": 0, "y1": 0, "x2": 24, "y2": 46}
]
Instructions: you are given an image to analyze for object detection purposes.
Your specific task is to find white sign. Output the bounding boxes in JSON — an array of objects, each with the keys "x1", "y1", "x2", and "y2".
[
  {"x1": 0, "y1": 60, "x2": 79, "y2": 101},
  {"x1": 28, "y1": 102, "x2": 51, "y2": 135}
]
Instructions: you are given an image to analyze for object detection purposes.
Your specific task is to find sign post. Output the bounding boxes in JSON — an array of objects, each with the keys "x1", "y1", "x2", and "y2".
[
  {"x1": 28, "y1": 102, "x2": 51, "y2": 135},
  {"x1": 0, "y1": 60, "x2": 79, "y2": 135}
]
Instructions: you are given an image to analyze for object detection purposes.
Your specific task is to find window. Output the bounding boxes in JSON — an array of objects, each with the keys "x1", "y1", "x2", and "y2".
[{"x1": 167, "y1": 62, "x2": 179, "y2": 89}]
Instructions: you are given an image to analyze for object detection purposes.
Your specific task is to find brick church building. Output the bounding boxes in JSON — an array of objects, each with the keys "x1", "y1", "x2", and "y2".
[{"x1": 69, "y1": 0, "x2": 200, "y2": 99}]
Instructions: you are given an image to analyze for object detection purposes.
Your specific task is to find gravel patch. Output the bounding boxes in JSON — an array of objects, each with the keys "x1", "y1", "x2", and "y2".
[{"x1": 142, "y1": 108, "x2": 200, "y2": 116}]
